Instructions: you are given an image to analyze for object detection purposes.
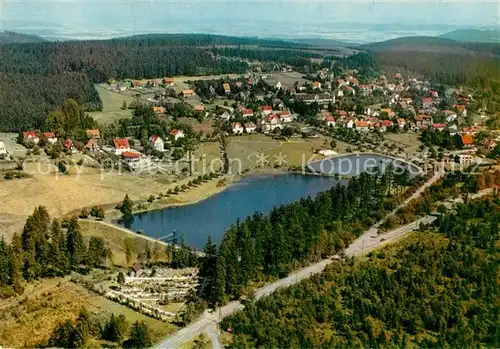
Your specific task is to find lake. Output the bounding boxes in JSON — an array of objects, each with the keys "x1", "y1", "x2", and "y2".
[{"x1": 118, "y1": 173, "x2": 343, "y2": 249}]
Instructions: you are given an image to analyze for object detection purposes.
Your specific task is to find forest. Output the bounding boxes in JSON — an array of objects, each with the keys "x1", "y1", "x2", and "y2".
[
  {"x1": 0, "y1": 34, "x2": 260, "y2": 132},
  {"x1": 222, "y1": 197, "x2": 499, "y2": 348},
  {"x1": 204, "y1": 172, "x2": 403, "y2": 305},
  {"x1": 0, "y1": 207, "x2": 108, "y2": 297}
]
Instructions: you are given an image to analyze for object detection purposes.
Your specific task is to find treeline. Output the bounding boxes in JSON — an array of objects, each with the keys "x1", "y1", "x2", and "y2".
[
  {"x1": 212, "y1": 47, "x2": 321, "y2": 67},
  {"x1": 0, "y1": 206, "x2": 109, "y2": 296},
  {"x1": 206, "y1": 173, "x2": 397, "y2": 305},
  {"x1": 223, "y1": 198, "x2": 499, "y2": 348}
]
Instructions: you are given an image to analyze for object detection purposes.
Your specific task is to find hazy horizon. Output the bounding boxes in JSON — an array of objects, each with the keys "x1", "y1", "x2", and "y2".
[{"x1": 1, "y1": 1, "x2": 499, "y2": 43}]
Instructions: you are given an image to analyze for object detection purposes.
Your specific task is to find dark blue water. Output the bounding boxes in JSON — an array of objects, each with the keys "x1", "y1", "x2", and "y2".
[{"x1": 119, "y1": 174, "x2": 342, "y2": 249}]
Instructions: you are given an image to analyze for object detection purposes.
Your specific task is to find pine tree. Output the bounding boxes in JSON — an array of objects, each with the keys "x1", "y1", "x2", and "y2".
[
  {"x1": 66, "y1": 217, "x2": 85, "y2": 266},
  {"x1": 125, "y1": 321, "x2": 152, "y2": 348},
  {"x1": 120, "y1": 194, "x2": 134, "y2": 217},
  {"x1": 0, "y1": 237, "x2": 11, "y2": 286},
  {"x1": 10, "y1": 233, "x2": 23, "y2": 293}
]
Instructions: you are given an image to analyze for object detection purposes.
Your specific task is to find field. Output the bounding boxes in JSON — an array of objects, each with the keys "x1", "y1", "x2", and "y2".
[
  {"x1": 265, "y1": 71, "x2": 307, "y2": 89},
  {"x1": 0, "y1": 278, "x2": 176, "y2": 347},
  {"x1": 383, "y1": 131, "x2": 423, "y2": 154},
  {"x1": 89, "y1": 84, "x2": 135, "y2": 124}
]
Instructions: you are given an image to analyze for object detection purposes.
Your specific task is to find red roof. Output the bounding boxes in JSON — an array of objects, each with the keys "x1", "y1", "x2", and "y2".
[
  {"x1": 461, "y1": 134, "x2": 474, "y2": 145},
  {"x1": 114, "y1": 138, "x2": 130, "y2": 149},
  {"x1": 23, "y1": 131, "x2": 37, "y2": 139},
  {"x1": 64, "y1": 139, "x2": 73, "y2": 149},
  {"x1": 169, "y1": 129, "x2": 183, "y2": 136},
  {"x1": 326, "y1": 116, "x2": 335, "y2": 122},
  {"x1": 150, "y1": 135, "x2": 160, "y2": 143},
  {"x1": 422, "y1": 97, "x2": 433, "y2": 103},
  {"x1": 122, "y1": 151, "x2": 141, "y2": 159},
  {"x1": 244, "y1": 122, "x2": 256, "y2": 128},
  {"x1": 242, "y1": 108, "x2": 253, "y2": 115},
  {"x1": 231, "y1": 122, "x2": 242, "y2": 128},
  {"x1": 279, "y1": 111, "x2": 290, "y2": 116},
  {"x1": 261, "y1": 105, "x2": 272, "y2": 111},
  {"x1": 382, "y1": 120, "x2": 394, "y2": 127},
  {"x1": 432, "y1": 123, "x2": 446, "y2": 128},
  {"x1": 266, "y1": 114, "x2": 279, "y2": 122},
  {"x1": 43, "y1": 132, "x2": 56, "y2": 138},
  {"x1": 85, "y1": 138, "x2": 95, "y2": 149}
]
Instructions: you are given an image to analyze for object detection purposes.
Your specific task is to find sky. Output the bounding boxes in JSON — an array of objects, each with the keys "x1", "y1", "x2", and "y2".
[{"x1": 1, "y1": 0, "x2": 499, "y2": 41}]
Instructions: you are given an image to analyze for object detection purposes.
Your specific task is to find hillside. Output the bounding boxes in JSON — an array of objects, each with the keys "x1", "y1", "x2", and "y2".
[
  {"x1": 440, "y1": 28, "x2": 500, "y2": 44},
  {"x1": 0, "y1": 31, "x2": 45, "y2": 44}
]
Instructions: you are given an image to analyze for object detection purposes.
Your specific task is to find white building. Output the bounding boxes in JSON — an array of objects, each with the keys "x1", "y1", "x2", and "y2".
[
  {"x1": 148, "y1": 135, "x2": 165, "y2": 152},
  {"x1": 232, "y1": 122, "x2": 244, "y2": 134},
  {"x1": 0, "y1": 141, "x2": 6, "y2": 155},
  {"x1": 169, "y1": 129, "x2": 185, "y2": 142}
]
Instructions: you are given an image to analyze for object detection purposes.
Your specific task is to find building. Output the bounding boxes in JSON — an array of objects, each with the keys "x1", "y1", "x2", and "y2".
[
  {"x1": 43, "y1": 132, "x2": 57, "y2": 144},
  {"x1": 169, "y1": 129, "x2": 185, "y2": 141},
  {"x1": 461, "y1": 134, "x2": 474, "y2": 148},
  {"x1": 23, "y1": 131, "x2": 39, "y2": 144},
  {"x1": 421, "y1": 97, "x2": 433, "y2": 108},
  {"x1": 415, "y1": 115, "x2": 432, "y2": 129},
  {"x1": 0, "y1": 141, "x2": 6, "y2": 155},
  {"x1": 113, "y1": 138, "x2": 130, "y2": 155},
  {"x1": 294, "y1": 93, "x2": 333, "y2": 105},
  {"x1": 312, "y1": 81, "x2": 321, "y2": 90},
  {"x1": 153, "y1": 106, "x2": 166, "y2": 114},
  {"x1": 260, "y1": 105, "x2": 273, "y2": 116},
  {"x1": 484, "y1": 138, "x2": 497, "y2": 150},
  {"x1": 148, "y1": 135, "x2": 165, "y2": 152},
  {"x1": 86, "y1": 129, "x2": 100, "y2": 139},
  {"x1": 279, "y1": 111, "x2": 293, "y2": 123},
  {"x1": 64, "y1": 139, "x2": 75, "y2": 152},
  {"x1": 432, "y1": 123, "x2": 446, "y2": 132},
  {"x1": 223, "y1": 83, "x2": 231, "y2": 94},
  {"x1": 85, "y1": 138, "x2": 99, "y2": 152},
  {"x1": 261, "y1": 114, "x2": 281, "y2": 133},
  {"x1": 325, "y1": 116, "x2": 336, "y2": 127},
  {"x1": 244, "y1": 122, "x2": 256, "y2": 133},
  {"x1": 241, "y1": 108, "x2": 254, "y2": 118},
  {"x1": 231, "y1": 122, "x2": 244, "y2": 134},
  {"x1": 182, "y1": 89, "x2": 196, "y2": 98}
]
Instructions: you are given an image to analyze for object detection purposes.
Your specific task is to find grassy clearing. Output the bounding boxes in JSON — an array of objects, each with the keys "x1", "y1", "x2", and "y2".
[
  {"x1": 0, "y1": 278, "x2": 177, "y2": 347},
  {"x1": 383, "y1": 131, "x2": 423, "y2": 155},
  {"x1": 89, "y1": 84, "x2": 135, "y2": 124},
  {"x1": 179, "y1": 333, "x2": 212, "y2": 349},
  {"x1": 79, "y1": 220, "x2": 170, "y2": 267}
]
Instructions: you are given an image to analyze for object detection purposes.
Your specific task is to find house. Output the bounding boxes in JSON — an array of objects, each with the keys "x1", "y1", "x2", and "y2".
[
  {"x1": 380, "y1": 108, "x2": 393, "y2": 117},
  {"x1": 294, "y1": 93, "x2": 333, "y2": 105},
  {"x1": 461, "y1": 134, "x2": 474, "y2": 148},
  {"x1": 182, "y1": 89, "x2": 196, "y2": 98},
  {"x1": 429, "y1": 90, "x2": 439, "y2": 98},
  {"x1": 261, "y1": 105, "x2": 273, "y2": 116},
  {"x1": 443, "y1": 110, "x2": 458, "y2": 123},
  {"x1": 64, "y1": 139, "x2": 74, "y2": 152},
  {"x1": 379, "y1": 120, "x2": 394, "y2": 131},
  {"x1": 231, "y1": 122, "x2": 244, "y2": 134},
  {"x1": 244, "y1": 122, "x2": 256, "y2": 133},
  {"x1": 345, "y1": 118, "x2": 355, "y2": 129},
  {"x1": 235, "y1": 81, "x2": 243, "y2": 88},
  {"x1": 337, "y1": 110, "x2": 348, "y2": 118},
  {"x1": 129, "y1": 262, "x2": 142, "y2": 277},
  {"x1": 416, "y1": 115, "x2": 432, "y2": 129},
  {"x1": 312, "y1": 81, "x2": 321, "y2": 90},
  {"x1": 432, "y1": 123, "x2": 446, "y2": 132},
  {"x1": 397, "y1": 118, "x2": 406, "y2": 129},
  {"x1": 23, "y1": 131, "x2": 39, "y2": 144},
  {"x1": 148, "y1": 135, "x2": 165, "y2": 152},
  {"x1": 86, "y1": 129, "x2": 100, "y2": 139},
  {"x1": 164, "y1": 77, "x2": 174, "y2": 87},
  {"x1": 261, "y1": 114, "x2": 281, "y2": 133},
  {"x1": 241, "y1": 108, "x2": 254, "y2": 118},
  {"x1": 279, "y1": 111, "x2": 293, "y2": 123},
  {"x1": 325, "y1": 116, "x2": 336, "y2": 127},
  {"x1": 43, "y1": 132, "x2": 57, "y2": 144},
  {"x1": 484, "y1": 138, "x2": 497, "y2": 150},
  {"x1": 276, "y1": 81, "x2": 282, "y2": 90},
  {"x1": 85, "y1": 138, "x2": 99, "y2": 152},
  {"x1": 421, "y1": 97, "x2": 433, "y2": 108},
  {"x1": 355, "y1": 120, "x2": 370, "y2": 132},
  {"x1": 458, "y1": 154, "x2": 475, "y2": 166},
  {"x1": 447, "y1": 124, "x2": 459, "y2": 136},
  {"x1": 223, "y1": 83, "x2": 231, "y2": 94},
  {"x1": 132, "y1": 80, "x2": 142, "y2": 89},
  {"x1": 358, "y1": 84, "x2": 373, "y2": 95},
  {"x1": 113, "y1": 138, "x2": 130, "y2": 155},
  {"x1": 455, "y1": 104, "x2": 467, "y2": 116},
  {"x1": 194, "y1": 104, "x2": 205, "y2": 112},
  {"x1": 169, "y1": 129, "x2": 185, "y2": 141},
  {"x1": 0, "y1": 141, "x2": 6, "y2": 156},
  {"x1": 153, "y1": 106, "x2": 166, "y2": 114}
]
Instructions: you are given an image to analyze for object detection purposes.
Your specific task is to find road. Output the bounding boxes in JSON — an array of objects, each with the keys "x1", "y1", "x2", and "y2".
[
  {"x1": 206, "y1": 326, "x2": 223, "y2": 349},
  {"x1": 156, "y1": 171, "x2": 443, "y2": 349}
]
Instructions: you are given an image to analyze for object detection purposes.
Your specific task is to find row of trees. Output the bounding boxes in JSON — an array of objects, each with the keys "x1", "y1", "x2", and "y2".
[
  {"x1": 0, "y1": 207, "x2": 109, "y2": 295},
  {"x1": 223, "y1": 197, "x2": 499, "y2": 348},
  {"x1": 46, "y1": 308, "x2": 152, "y2": 348},
  {"x1": 204, "y1": 172, "x2": 397, "y2": 305}
]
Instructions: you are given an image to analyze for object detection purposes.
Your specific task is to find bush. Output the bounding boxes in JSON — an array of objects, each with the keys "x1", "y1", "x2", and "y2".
[
  {"x1": 79, "y1": 208, "x2": 90, "y2": 219},
  {"x1": 147, "y1": 195, "x2": 155, "y2": 203},
  {"x1": 56, "y1": 160, "x2": 67, "y2": 174},
  {"x1": 4, "y1": 172, "x2": 14, "y2": 180}
]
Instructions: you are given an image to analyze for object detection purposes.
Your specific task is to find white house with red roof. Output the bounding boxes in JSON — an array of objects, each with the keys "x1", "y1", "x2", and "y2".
[
  {"x1": 325, "y1": 115, "x2": 336, "y2": 127},
  {"x1": 231, "y1": 122, "x2": 244, "y2": 134},
  {"x1": 261, "y1": 114, "x2": 282, "y2": 133},
  {"x1": 432, "y1": 123, "x2": 446, "y2": 132},
  {"x1": 85, "y1": 138, "x2": 99, "y2": 152},
  {"x1": 113, "y1": 138, "x2": 130, "y2": 155},
  {"x1": 43, "y1": 132, "x2": 57, "y2": 144},
  {"x1": 148, "y1": 135, "x2": 165, "y2": 152},
  {"x1": 484, "y1": 138, "x2": 497, "y2": 151},
  {"x1": 244, "y1": 122, "x2": 256, "y2": 133},
  {"x1": 64, "y1": 139, "x2": 76, "y2": 153},
  {"x1": 260, "y1": 105, "x2": 273, "y2": 116},
  {"x1": 397, "y1": 118, "x2": 406, "y2": 129},
  {"x1": 312, "y1": 81, "x2": 321, "y2": 90},
  {"x1": 23, "y1": 131, "x2": 39, "y2": 144},
  {"x1": 421, "y1": 97, "x2": 433, "y2": 108},
  {"x1": 169, "y1": 129, "x2": 185, "y2": 142},
  {"x1": 279, "y1": 111, "x2": 293, "y2": 123},
  {"x1": 241, "y1": 108, "x2": 254, "y2": 118}
]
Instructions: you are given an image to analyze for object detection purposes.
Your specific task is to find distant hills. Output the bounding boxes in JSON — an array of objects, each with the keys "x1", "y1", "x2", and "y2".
[
  {"x1": 439, "y1": 29, "x2": 500, "y2": 43},
  {"x1": 0, "y1": 31, "x2": 45, "y2": 44}
]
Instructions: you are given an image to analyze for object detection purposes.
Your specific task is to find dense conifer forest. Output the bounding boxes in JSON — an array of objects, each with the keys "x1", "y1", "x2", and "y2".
[{"x1": 222, "y1": 197, "x2": 499, "y2": 348}]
